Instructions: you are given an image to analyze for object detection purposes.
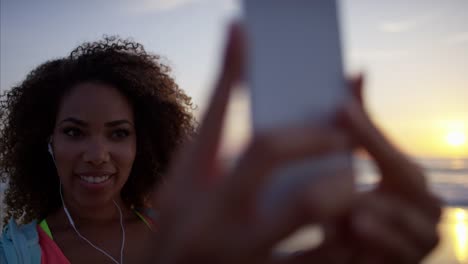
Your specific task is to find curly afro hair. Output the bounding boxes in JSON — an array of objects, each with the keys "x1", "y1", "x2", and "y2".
[{"x1": 0, "y1": 36, "x2": 197, "y2": 224}]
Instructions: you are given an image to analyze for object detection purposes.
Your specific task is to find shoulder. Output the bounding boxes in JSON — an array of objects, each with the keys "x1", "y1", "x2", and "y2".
[{"x1": 0, "y1": 218, "x2": 42, "y2": 263}]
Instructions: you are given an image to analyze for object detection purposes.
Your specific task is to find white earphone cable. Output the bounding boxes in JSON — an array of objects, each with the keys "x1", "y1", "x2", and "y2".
[
  {"x1": 59, "y1": 184, "x2": 125, "y2": 264},
  {"x1": 52, "y1": 140, "x2": 125, "y2": 264}
]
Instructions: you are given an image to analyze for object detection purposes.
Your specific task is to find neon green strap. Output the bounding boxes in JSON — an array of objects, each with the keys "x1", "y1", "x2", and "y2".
[
  {"x1": 134, "y1": 210, "x2": 153, "y2": 231},
  {"x1": 38, "y1": 209, "x2": 153, "y2": 240},
  {"x1": 39, "y1": 219, "x2": 53, "y2": 240}
]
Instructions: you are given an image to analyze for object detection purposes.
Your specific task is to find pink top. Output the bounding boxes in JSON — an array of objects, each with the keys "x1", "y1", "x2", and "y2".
[
  {"x1": 37, "y1": 226, "x2": 71, "y2": 264},
  {"x1": 36, "y1": 211, "x2": 155, "y2": 263}
]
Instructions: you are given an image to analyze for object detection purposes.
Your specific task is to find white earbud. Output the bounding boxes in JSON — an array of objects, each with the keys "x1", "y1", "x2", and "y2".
[
  {"x1": 48, "y1": 140, "x2": 56, "y2": 164},
  {"x1": 48, "y1": 143, "x2": 54, "y2": 156}
]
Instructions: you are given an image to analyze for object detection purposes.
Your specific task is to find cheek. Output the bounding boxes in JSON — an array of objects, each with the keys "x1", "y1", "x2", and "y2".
[
  {"x1": 52, "y1": 140, "x2": 82, "y2": 178},
  {"x1": 54, "y1": 135, "x2": 81, "y2": 155},
  {"x1": 112, "y1": 141, "x2": 137, "y2": 173}
]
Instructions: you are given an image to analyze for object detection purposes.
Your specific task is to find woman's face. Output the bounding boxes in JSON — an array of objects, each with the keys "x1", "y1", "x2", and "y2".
[{"x1": 52, "y1": 82, "x2": 136, "y2": 209}]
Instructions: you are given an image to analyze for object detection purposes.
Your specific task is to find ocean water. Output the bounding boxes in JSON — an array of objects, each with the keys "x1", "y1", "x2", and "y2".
[
  {"x1": 1, "y1": 157, "x2": 465, "y2": 211},
  {"x1": 355, "y1": 157, "x2": 468, "y2": 206},
  {"x1": 0, "y1": 157, "x2": 467, "y2": 263},
  {"x1": 0, "y1": 157, "x2": 467, "y2": 220},
  {"x1": 353, "y1": 157, "x2": 468, "y2": 264}
]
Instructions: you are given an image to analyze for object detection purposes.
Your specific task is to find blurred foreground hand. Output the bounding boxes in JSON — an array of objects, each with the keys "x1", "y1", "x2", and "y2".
[{"x1": 145, "y1": 23, "x2": 441, "y2": 264}]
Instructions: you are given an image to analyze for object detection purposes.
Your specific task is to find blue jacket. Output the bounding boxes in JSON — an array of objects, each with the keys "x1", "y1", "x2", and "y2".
[{"x1": 0, "y1": 218, "x2": 41, "y2": 264}]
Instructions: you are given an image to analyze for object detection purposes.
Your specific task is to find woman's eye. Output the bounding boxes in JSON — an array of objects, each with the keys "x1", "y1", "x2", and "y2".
[
  {"x1": 62, "y1": 127, "x2": 83, "y2": 138},
  {"x1": 111, "y1": 129, "x2": 130, "y2": 139}
]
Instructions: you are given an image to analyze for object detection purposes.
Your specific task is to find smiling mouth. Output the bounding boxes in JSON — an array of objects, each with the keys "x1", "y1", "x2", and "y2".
[{"x1": 79, "y1": 175, "x2": 112, "y2": 184}]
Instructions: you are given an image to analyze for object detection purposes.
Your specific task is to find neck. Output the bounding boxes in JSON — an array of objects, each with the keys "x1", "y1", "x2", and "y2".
[{"x1": 61, "y1": 196, "x2": 130, "y2": 226}]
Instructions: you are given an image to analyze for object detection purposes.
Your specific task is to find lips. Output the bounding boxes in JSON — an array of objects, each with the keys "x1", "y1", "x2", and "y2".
[
  {"x1": 76, "y1": 171, "x2": 115, "y2": 185},
  {"x1": 80, "y1": 175, "x2": 110, "y2": 184}
]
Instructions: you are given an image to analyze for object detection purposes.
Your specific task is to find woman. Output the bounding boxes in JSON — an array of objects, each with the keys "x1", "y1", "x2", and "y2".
[
  {"x1": 0, "y1": 33, "x2": 197, "y2": 263},
  {"x1": 1, "y1": 24, "x2": 441, "y2": 263}
]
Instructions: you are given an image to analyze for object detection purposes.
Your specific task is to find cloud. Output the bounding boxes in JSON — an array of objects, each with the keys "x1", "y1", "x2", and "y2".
[
  {"x1": 378, "y1": 14, "x2": 437, "y2": 33},
  {"x1": 350, "y1": 49, "x2": 408, "y2": 61},
  {"x1": 379, "y1": 22, "x2": 416, "y2": 33},
  {"x1": 124, "y1": 0, "x2": 239, "y2": 14},
  {"x1": 444, "y1": 32, "x2": 468, "y2": 45},
  {"x1": 222, "y1": 0, "x2": 241, "y2": 14},
  {"x1": 127, "y1": 0, "x2": 202, "y2": 14}
]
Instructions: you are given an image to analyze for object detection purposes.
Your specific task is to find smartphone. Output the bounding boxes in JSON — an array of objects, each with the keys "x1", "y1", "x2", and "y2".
[{"x1": 244, "y1": 0, "x2": 352, "y2": 213}]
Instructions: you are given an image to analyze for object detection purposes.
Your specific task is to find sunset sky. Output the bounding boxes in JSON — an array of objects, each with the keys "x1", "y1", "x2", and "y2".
[{"x1": 1, "y1": 0, "x2": 467, "y2": 158}]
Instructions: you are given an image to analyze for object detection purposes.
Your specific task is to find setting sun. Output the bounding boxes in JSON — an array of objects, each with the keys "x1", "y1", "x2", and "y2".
[{"x1": 446, "y1": 131, "x2": 467, "y2": 147}]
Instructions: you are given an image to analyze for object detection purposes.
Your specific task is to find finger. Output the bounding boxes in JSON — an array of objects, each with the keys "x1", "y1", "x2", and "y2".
[
  {"x1": 257, "y1": 167, "x2": 353, "y2": 250},
  {"x1": 162, "y1": 22, "x2": 245, "y2": 198},
  {"x1": 339, "y1": 101, "x2": 431, "y2": 201},
  {"x1": 354, "y1": 254, "x2": 392, "y2": 264},
  {"x1": 155, "y1": 22, "x2": 245, "y2": 216},
  {"x1": 178, "y1": 22, "x2": 246, "y2": 183},
  {"x1": 224, "y1": 126, "x2": 349, "y2": 213},
  {"x1": 269, "y1": 245, "x2": 353, "y2": 264},
  {"x1": 320, "y1": 215, "x2": 353, "y2": 246},
  {"x1": 222, "y1": 123, "x2": 353, "y2": 249},
  {"x1": 357, "y1": 192, "x2": 440, "y2": 252},
  {"x1": 348, "y1": 74, "x2": 364, "y2": 106},
  {"x1": 351, "y1": 209, "x2": 422, "y2": 264},
  {"x1": 344, "y1": 75, "x2": 364, "y2": 152},
  {"x1": 341, "y1": 101, "x2": 442, "y2": 217}
]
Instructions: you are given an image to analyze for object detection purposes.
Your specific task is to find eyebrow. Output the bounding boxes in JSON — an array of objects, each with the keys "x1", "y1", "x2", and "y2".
[
  {"x1": 105, "y1": 120, "x2": 134, "y2": 127},
  {"x1": 58, "y1": 117, "x2": 134, "y2": 127}
]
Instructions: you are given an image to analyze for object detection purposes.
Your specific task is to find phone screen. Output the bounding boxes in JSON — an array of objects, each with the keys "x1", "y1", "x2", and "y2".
[
  {"x1": 245, "y1": 0, "x2": 348, "y2": 129},
  {"x1": 244, "y1": 0, "x2": 352, "y2": 214}
]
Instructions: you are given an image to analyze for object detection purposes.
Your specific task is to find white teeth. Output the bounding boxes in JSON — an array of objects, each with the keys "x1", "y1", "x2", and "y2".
[{"x1": 80, "y1": 175, "x2": 110, "y2": 184}]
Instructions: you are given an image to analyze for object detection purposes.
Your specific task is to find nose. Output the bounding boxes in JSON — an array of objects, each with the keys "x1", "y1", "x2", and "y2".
[{"x1": 82, "y1": 138, "x2": 110, "y2": 166}]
